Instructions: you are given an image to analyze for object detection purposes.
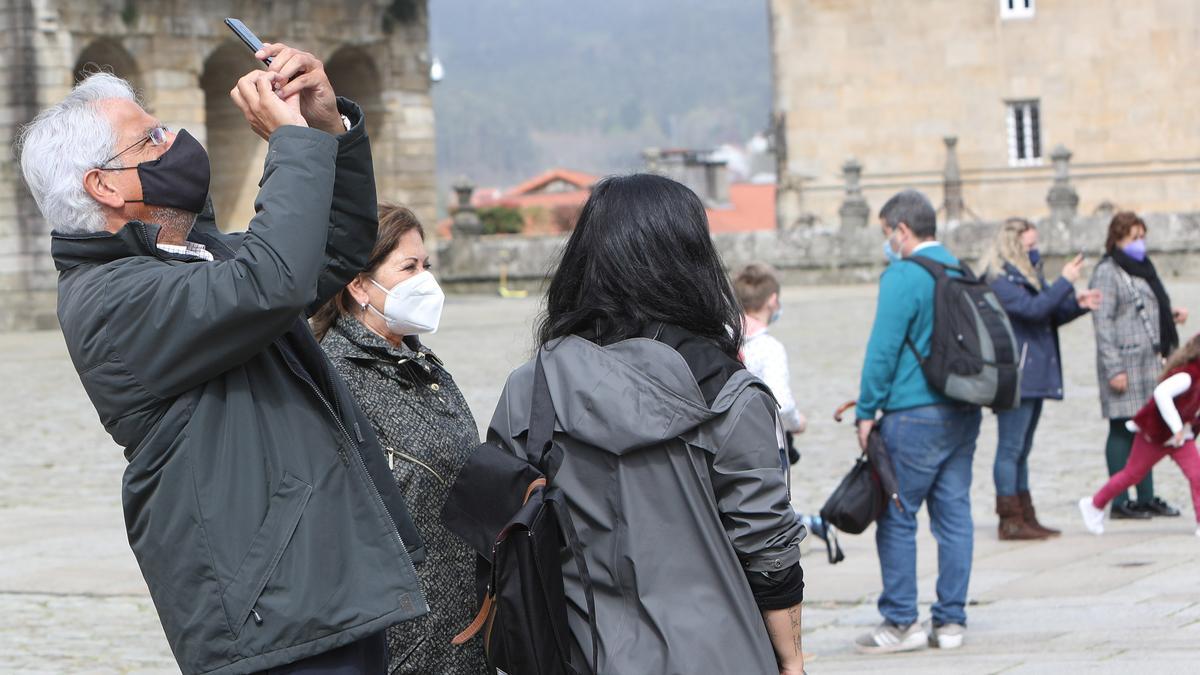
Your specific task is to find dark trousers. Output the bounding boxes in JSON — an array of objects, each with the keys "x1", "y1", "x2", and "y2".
[
  {"x1": 1105, "y1": 418, "x2": 1155, "y2": 507},
  {"x1": 254, "y1": 633, "x2": 387, "y2": 675}
]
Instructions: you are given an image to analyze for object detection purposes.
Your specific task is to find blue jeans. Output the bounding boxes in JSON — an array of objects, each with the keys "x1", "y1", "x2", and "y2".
[
  {"x1": 993, "y1": 398, "x2": 1044, "y2": 497},
  {"x1": 876, "y1": 404, "x2": 981, "y2": 627}
]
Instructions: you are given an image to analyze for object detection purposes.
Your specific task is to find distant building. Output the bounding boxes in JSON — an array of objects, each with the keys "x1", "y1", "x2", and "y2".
[
  {"x1": 444, "y1": 165, "x2": 776, "y2": 237},
  {"x1": 768, "y1": 0, "x2": 1200, "y2": 228}
]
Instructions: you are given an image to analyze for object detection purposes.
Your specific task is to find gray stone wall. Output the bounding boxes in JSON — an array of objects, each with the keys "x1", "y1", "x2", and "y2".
[
  {"x1": 438, "y1": 210, "x2": 1200, "y2": 291},
  {"x1": 0, "y1": 0, "x2": 435, "y2": 331}
]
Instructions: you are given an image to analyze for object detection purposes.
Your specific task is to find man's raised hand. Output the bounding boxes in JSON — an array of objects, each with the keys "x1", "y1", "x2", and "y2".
[
  {"x1": 257, "y1": 43, "x2": 343, "y2": 136},
  {"x1": 230, "y1": 70, "x2": 307, "y2": 141}
]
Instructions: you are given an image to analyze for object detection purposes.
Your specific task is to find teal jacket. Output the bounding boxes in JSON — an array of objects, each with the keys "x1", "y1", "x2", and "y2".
[{"x1": 856, "y1": 244, "x2": 959, "y2": 420}]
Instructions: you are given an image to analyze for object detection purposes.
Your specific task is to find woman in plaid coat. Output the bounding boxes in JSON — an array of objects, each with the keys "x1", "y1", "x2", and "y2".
[{"x1": 1089, "y1": 211, "x2": 1189, "y2": 519}]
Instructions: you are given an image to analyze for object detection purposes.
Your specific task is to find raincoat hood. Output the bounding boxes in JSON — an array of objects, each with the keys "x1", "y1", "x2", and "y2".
[{"x1": 508, "y1": 335, "x2": 768, "y2": 455}]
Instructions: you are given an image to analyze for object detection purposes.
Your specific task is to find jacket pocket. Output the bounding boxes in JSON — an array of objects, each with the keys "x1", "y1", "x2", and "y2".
[{"x1": 220, "y1": 472, "x2": 312, "y2": 638}]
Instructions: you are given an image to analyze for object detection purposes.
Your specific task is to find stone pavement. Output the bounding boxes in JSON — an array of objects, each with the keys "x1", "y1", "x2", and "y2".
[{"x1": 2, "y1": 278, "x2": 1199, "y2": 674}]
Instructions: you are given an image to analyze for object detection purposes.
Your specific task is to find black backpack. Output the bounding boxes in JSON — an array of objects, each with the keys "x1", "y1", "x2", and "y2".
[
  {"x1": 440, "y1": 356, "x2": 599, "y2": 675},
  {"x1": 902, "y1": 256, "x2": 1021, "y2": 411}
]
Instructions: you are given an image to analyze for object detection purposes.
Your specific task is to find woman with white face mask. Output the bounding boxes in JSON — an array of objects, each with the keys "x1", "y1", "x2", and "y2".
[{"x1": 311, "y1": 205, "x2": 487, "y2": 675}]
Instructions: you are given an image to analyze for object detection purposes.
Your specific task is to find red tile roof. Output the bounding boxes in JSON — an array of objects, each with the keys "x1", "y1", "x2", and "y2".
[
  {"x1": 504, "y1": 168, "x2": 599, "y2": 198},
  {"x1": 706, "y1": 183, "x2": 777, "y2": 233},
  {"x1": 437, "y1": 170, "x2": 777, "y2": 238}
]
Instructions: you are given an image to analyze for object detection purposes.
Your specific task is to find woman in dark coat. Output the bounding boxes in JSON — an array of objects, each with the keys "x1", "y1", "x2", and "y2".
[
  {"x1": 311, "y1": 206, "x2": 487, "y2": 674},
  {"x1": 984, "y1": 218, "x2": 1100, "y2": 540}
]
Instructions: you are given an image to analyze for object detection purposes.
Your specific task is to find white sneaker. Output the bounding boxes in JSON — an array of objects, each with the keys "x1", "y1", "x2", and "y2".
[
  {"x1": 1078, "y1": 497, "x2": 1105, "y2": 535},
  {"x1": 855, "y1": 621, "x2": 928, "y2": 654},
  {"x1": 924, "y1": 619, "x2": 965, "y2": 649}
]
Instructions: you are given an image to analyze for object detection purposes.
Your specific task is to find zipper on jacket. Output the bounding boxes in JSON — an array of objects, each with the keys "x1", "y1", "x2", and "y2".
[
  {"x1": 280, "y1": 343, "x2": 424, "y2": 606},
  {"x1": 385, "y1": 446, "x2": 448, "y2": 486}
]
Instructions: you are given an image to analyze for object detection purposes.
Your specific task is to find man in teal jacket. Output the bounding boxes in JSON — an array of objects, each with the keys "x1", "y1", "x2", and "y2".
[{"x1": 854, "y1": 190, "x2": 982, "y2": 654}]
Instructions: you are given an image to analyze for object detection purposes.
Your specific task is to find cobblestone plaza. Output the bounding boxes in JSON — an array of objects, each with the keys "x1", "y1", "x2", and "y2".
[{"x1": 3, "y1": 277, "x2": 1199, "y2": 673}]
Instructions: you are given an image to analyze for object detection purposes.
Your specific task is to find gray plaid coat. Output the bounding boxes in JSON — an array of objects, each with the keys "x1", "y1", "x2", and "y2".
[
  {"x1": 321, "y1": 316, "x2": 488, "y2": 675},
  {"x1": 1089, "y1": 257, "x2": 1166, "y2": 419}
]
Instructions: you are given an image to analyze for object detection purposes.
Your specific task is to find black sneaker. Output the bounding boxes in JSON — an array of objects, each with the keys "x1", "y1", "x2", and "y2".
[
  {"x1": 1136, "y1": 497, "x2": 1181, "y2": 517},
  {"x1": 1110, "y1": 501, "x2": 1152, "y2": 520}
]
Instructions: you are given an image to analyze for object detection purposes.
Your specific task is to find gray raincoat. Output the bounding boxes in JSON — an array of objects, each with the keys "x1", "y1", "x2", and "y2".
[{"x1": 488, "y1": 335, "x2": 805, "y2": 675}]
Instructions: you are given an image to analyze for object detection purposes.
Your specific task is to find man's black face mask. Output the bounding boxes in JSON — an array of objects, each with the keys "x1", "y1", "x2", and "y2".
[{"x1": 110, "y1": 129, "x2": 211, "y2": 214}]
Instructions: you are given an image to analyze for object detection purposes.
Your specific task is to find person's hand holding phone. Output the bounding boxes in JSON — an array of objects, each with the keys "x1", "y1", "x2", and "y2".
[
  {"x1": 229, "y1": 71, "x2": 307, "y2": 141},
  {"x1": 257, "y1": 43, "x2": 343, "y2": 136}
]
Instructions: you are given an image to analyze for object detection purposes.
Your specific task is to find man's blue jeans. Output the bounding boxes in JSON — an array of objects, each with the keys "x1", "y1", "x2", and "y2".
[
  {"x1": 994, "y1": 398, "x2": 1043, "y2": 497},
  {"x1": 876, "y1": 403, "x2": 982, "y2": 627}
]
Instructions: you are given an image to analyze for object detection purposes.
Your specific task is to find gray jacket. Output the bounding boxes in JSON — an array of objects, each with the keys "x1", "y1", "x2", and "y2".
[
  {"x1": 49, "y1": 101, "x2": 427, "y2": 674},
  {"x1": 322, "y1": 316, "x2": 488, "y2": 674},
  {"x1": 488, "y1": 335, "x2": 804, "y2": 675},
  {"x1": 1090, "y1": 257, "x2": 1165, "y2": 418}
]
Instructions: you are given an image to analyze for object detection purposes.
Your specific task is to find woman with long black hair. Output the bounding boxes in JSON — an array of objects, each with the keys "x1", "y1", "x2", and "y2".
[{"x1": 487, "y1": 174, "x2": 806, "y2": 674}]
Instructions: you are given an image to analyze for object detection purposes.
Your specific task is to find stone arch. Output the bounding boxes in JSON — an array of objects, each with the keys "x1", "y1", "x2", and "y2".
[
  {"x1": 325, "y1": 46, "x2": 385, "y2": 144},
  {"x1": 200, "y1": 41, "x2": 268, "y2": 230},
  {"x1": 73, "y1": 38, "x2": 143, "y2": 92}
]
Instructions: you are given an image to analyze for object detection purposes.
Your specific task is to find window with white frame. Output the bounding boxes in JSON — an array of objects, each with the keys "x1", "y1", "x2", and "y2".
[
  {"x1": 1006, "y1": 100, "x2": 1042, "y2": 166},
  {"x1": 1000, "y1": 0, "x2": 1035, "y2": 19}
]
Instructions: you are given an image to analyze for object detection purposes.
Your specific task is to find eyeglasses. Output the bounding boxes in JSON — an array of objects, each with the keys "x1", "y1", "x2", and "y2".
[{"x1": 96, "y1": 125, "x2": 170, "y2": 169}]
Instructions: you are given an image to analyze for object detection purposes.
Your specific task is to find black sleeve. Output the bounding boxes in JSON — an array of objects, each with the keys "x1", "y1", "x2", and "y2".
[
  {"x1": 746, "y1": 562, "x2": 804, "y2": 610},
  {"x1": 306, "y1": 96, "x2": 379, "y2": 317}
]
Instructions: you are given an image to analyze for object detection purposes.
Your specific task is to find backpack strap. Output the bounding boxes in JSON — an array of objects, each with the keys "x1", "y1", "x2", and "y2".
[
  {"x1": 548, "y1": 493, "x2": 601, "y2": 675},
  {"x1": 529, "y1": 354, "x2": 601, "y2": 674},
  {"x1": 528, "y1": 354, "x2": 558, "y2": 473},
  {"x1": 897, "y1": 254, "x2": 965, "y2": 365}
]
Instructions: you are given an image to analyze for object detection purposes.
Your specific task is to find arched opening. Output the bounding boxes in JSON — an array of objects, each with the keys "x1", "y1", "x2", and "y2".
[
  {"x1": 73, "y1": 39, "x2": 143, "y2": 92},
  {"x1": 201, "y1": 42, "x2": 268, "y2": 231},
  {"x1": 326, "y1": 47, "x2": 385, "y2": 140}
]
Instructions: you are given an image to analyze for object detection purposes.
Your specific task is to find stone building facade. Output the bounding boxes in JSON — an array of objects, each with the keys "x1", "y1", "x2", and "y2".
[
  {"x1": 769, "y1": 0, "x2": 1200, "y2": 230},
  {"x1": 0, "y1": 0, "x2": 435, "y2": 330}
]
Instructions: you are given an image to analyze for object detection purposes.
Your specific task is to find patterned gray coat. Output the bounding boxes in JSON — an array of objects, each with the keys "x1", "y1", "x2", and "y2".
[
  {"x1": 321, "y1": 315, "x2": 488, "y2": 674},
  {"x1": 1089, "y1": 257, "x2": 1166, "y2": 419}
]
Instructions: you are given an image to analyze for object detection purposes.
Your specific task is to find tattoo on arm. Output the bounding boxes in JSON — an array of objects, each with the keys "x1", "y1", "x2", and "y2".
[{"x1": 789, "y1": 605, "x2": 802, "y2": 654}]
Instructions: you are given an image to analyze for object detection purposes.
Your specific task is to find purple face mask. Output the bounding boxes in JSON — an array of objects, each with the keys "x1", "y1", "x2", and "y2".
[{"x1": 1122, "y1": 238, "x2": 1147, "y2": 262}]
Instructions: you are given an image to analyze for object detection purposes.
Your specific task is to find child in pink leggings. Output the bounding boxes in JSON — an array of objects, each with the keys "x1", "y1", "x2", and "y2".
[{"x1": 1080, "y1": 334, "x2": 1200, "y2": 536}]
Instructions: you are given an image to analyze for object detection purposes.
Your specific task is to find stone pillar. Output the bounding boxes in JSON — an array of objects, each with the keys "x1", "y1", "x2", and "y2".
[
  {"x1": 942, "y1": 136, "x2": 964, "y2": 224},
  {"x1": 451, "y1": 177, "x2": 482, "y2": 238},
  {"x1": 1046, "y1": 144, "x2": 1079, "y2": 223},
  {"x1": 838, "y1": 157, "x2": 870, "y2": 230},
  {"x1": 776, "y1": 176, "x2": 803, "y2": 230}
]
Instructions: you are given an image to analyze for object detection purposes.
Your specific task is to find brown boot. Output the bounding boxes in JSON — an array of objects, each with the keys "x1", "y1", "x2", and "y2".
[
  {"x1": 996, "y1": 495, "x2": 1047, "y2": 540},
  {"x1": 1018, "y1": 491, "x2": 1061, "y2": 538}
]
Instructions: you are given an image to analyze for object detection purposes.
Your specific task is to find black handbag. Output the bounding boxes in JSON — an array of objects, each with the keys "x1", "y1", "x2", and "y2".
[
  {"x1": 820, "y1": 453, "x2": 883, "y2": 536},
  {"x1": 818, "y1": 427, "x2": 903, "y2": 563}
]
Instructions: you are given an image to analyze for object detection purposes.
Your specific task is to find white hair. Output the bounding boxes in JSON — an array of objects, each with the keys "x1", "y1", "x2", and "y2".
[{"x1": 14, "y1": 73, "x2": 138, "y2": 234}]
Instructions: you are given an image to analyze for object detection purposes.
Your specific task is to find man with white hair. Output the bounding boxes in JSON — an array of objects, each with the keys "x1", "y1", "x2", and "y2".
[{"x1": 18, "y1": 44, "x2": 427, "y2": 674}]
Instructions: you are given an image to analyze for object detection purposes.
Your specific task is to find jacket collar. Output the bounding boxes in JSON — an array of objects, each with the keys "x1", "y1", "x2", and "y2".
[
  {"x1": 1002, "y1": 261, "x2": 1043, "y2": 291},
  {"x1": 322, "y1": 314, "x2": 441, "y2": 370},
  {"x1": 50, "y1": 198, "x2": 237, "y2": 271}
]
